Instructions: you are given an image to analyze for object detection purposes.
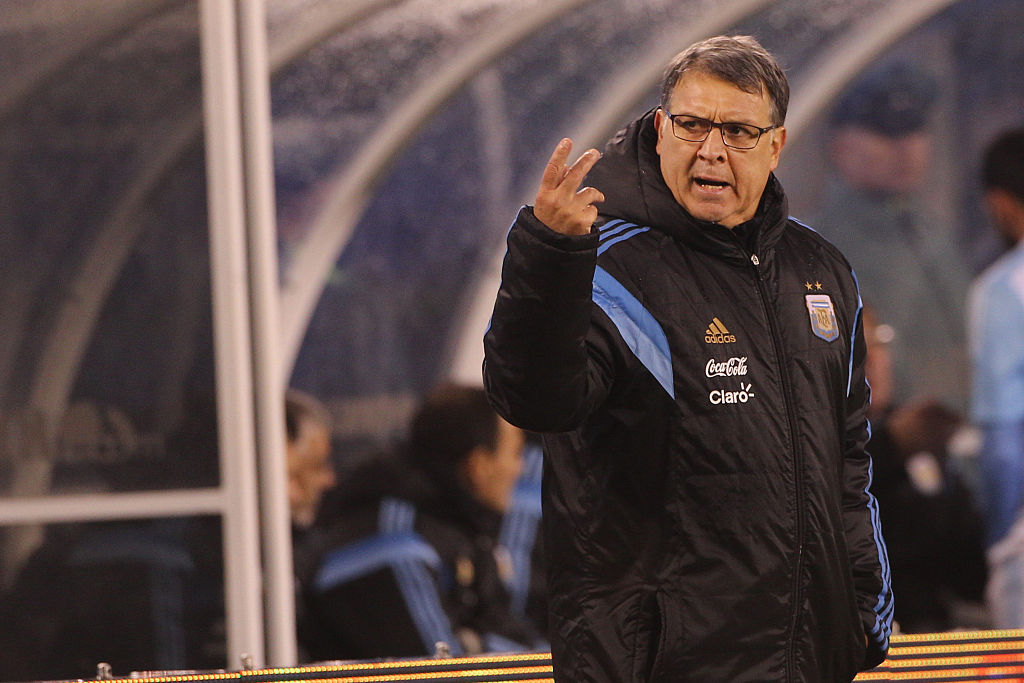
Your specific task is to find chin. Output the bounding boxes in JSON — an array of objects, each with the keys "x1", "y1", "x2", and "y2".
[
  {"x1": 681, "y1": 198, "x2": 732, "y2": 225},
  {"x1": 687, "y1": 207, "x2": 730, "y2": 225}
]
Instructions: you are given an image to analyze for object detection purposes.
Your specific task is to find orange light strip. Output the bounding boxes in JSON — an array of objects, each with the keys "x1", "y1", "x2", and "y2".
[
  {"x1": 890, "y1": 628, "x2": 1024, "y2": 643},
  {"x1": 262, "y1": 667, "x2": 554, "y2": 683},
  {"x1": 882, "y1": 653, "x2": 1024, "y2": 667},
  {"x1": 856, "y1": 666, "x2": 1024, "y2": 681},
  {"x1": 249, "y1": 652, "x2": 552, "y2": 677},
  {"x1": 93, "y1": 632, "x2": 1024, "y2": 683},
  {"x1": 118, "y1": 676, "x2": 239, "y2": 683},
  {"x1": 890, "y1": 641, "x2": 1024, "y2": 657}
]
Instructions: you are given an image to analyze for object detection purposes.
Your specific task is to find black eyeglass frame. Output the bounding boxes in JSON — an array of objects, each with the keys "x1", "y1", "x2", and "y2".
[{"x1": 662, "y1": 110, "x2": 781, "y2": 150}]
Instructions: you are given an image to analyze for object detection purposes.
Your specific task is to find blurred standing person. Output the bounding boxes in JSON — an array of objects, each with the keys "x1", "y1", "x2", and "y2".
[
  {"x1": 813, "y1": 62, "x2": 971, "y2": 410},
  {"x1": 969, "y1": 127, "x2": 1024, "y2": 627},
  {"x1": 484, "y1": 35, "x2": 891, "y2": 682}
]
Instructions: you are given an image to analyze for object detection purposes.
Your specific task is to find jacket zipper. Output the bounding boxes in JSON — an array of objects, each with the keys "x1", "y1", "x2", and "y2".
[{"x1": 746, "y1": 251, "x2": 806, "y2": 682}]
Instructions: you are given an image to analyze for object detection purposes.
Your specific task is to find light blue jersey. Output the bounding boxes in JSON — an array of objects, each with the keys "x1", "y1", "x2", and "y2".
[
  {"x1": 969, "y1": 240, "x2": 1024, "y2": 546},
  {"x1": 970, "y1": 241, "x2": 1024, "y2": 423}
]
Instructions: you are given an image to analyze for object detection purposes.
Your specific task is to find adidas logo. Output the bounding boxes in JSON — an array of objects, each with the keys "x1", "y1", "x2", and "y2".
[{"x1": 704, "y1": 317, "x2": 737, "y2": 344}]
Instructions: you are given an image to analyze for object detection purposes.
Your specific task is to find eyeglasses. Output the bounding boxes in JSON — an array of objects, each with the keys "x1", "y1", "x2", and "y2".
[{"x1": 663, "y1": 111, "x2": 780, "y2": 150}]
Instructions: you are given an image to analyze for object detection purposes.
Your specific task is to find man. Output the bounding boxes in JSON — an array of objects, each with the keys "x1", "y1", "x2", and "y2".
[
  {"x1": 295, "y1": 384, "x2": 541, "y2": 660},
  {"x1": 285, "y1": 389, "x2": 338, "y2": 539},
  {"x1": 968, "y1": 127, "x2": 1024, "y2": 627},
  {"x1": 483, "y1": 35, "x2": 892, "y2": 681},
  {"x1": 812, "y1": 61, "x2": 971, "y2": 410}
]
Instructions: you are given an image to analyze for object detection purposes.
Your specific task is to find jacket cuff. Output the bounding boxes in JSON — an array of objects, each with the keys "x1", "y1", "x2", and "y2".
[
  {"x1": 515, "y1": 206, "x2": 599, "y2": 252},
  {"x1": 861, "y1": 626, "x2": 888, "y2": 670}
]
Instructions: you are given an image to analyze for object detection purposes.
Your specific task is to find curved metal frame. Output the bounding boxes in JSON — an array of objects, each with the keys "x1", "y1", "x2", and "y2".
[
  {"x1": 784, "y1": 0, "x2": 959, "y2": 135},
  {"x1": 267, "y1": 0, "x2": 405, "y2": 69},
  {"x1": 23, "y1": 0, "x2": 406, "y2": 453},
  {"x1": 0, "y1": 0, "x2": 189, "y2": 119}
]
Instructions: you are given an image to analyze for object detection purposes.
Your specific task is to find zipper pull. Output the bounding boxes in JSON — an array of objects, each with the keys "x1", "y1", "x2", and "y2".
[{"x1": 750, "y1": 254, "x2": 760, "y2": 266}]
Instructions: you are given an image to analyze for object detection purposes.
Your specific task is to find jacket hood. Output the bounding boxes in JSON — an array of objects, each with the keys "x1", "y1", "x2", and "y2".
[{"x1": 584, "y1": 107, "x2": 789, "y2": 264}]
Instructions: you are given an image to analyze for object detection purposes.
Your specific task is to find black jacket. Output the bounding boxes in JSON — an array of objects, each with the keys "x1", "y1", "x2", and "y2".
[
  {"x1": 295, "y1": 456, "x2": 541, "y2": 661},
  {"x1": 483, "y1": 109, "x2": 893, "y2": 682}
]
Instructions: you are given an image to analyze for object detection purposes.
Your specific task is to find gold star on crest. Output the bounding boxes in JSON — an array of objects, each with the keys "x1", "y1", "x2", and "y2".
[
  {"x1": 814, "y1": 282, "x2": 823, "y2": 291},
  {"x1": 804, "y1": 282, "x2": 814, "y2": 291}
]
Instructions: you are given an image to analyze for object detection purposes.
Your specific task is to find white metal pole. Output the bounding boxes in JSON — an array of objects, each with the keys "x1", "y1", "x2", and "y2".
[
  {"x1": 236, "y1": 0, "x2": 298, "y2": 666},
  {"x1": 0, "y1": 489, "x2": 225, "y2": 525},
  {"x1": 198, "y1": 0, "x2": 266, "y2": 668}
]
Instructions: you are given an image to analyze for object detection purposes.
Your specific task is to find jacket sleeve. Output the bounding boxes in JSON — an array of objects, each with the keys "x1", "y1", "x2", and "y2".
[
  {"x1": 841, "y1": 302, "x2": 894, "y2": 670},
  {"x1": 483, "y1": 206, "x2": 615, "y2": 432}
]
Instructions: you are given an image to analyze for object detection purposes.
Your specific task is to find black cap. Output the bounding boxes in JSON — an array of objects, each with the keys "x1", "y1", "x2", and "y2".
[{"x1": 832, "y1": 62, "x2": 939, "y2": 137}]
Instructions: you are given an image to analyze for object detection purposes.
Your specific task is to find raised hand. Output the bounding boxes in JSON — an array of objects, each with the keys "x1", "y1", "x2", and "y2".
[{"x1": 534, "y1": 138, "x2": 606, "y2": 236}]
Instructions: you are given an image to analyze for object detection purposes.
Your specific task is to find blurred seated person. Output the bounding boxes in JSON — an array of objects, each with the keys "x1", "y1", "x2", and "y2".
[
  {"x1": 0, "y1": 404, "x2": 210, "y2": 680},
  {"x1": 285, "y1": 389, "x2": 337, "y2": 542},
  {"x1": 295, "y1": 384, "x2": 543, "y2": 661},
  {"x1": 863, "y1": 307, "x2": 988, "y2": 632}
]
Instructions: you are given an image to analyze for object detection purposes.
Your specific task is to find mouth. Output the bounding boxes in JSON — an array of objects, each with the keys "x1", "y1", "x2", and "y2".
[
  {"x1": 694, "y1": 176, "x2": 730, "y2": 189},
  {"x1": 692, "y1": 176, "x2": 731, "y2": 195}
]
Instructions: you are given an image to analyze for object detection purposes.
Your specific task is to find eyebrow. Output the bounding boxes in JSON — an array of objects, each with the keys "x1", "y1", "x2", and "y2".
[{"x1": 675, "y1": 112, "x2": 765, "y2": 126}]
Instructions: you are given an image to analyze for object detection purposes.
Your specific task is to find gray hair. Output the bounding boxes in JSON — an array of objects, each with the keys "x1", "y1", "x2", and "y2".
[{"x1": 660, "y1": 35, "x2": 790, "y2": 126}]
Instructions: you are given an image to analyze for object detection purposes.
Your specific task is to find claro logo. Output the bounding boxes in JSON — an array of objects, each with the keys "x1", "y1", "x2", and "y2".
[
  {"x1": 704, "y1": 317, "x2": 737, "y2": 344},
  {"x1": 710, "y1": 382, "x2": 755, "y2": 405}
]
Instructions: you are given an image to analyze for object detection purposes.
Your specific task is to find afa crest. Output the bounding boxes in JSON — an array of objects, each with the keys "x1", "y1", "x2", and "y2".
[{"x1": 805, "y1": 294, "x2": 839, "y2": 342}]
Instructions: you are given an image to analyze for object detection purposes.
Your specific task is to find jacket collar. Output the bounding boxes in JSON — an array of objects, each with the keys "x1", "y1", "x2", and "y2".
[{"x1": 585, "y1": 108, "x2": 789, "y2": 265}]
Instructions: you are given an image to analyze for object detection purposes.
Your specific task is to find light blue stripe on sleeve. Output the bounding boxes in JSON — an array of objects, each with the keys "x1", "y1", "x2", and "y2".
[
  {"x1": 393, "y1": 558, "x2": 462, "y2": 655},
  {"x1": 592, "y1": 266, "x2": 673, "y2": 398},
  {"x1": 847, "y1": 269, "x2": 864, "y2": 398},
  {"x1": 598, "y1": 219, "x2": 636, "y2": 241},
  {"x1": 598, "y1": 227, "x2": 650, "y2": 255},
  {"x1": 376, "y1": 497, "x2": 461, "y2": 655},
  {"x1": 865, "y1": 458, "x2": 894, "y2": 650},
  {"x1": 313, "y1": 532, "x2": 442, "y2": 592}
]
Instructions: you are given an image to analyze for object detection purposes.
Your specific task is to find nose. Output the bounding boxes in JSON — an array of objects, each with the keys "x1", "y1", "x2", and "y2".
[{"x1": 696, "y1": 126, "x2": 727, "y2": 161}]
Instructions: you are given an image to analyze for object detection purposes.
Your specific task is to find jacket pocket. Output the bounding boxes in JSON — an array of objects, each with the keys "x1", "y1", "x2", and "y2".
[{"x1": 631, "y1": 590, "x2": 673, "y2": 683}]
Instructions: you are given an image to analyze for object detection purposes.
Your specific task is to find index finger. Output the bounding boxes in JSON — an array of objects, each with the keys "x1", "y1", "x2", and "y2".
[
  {"x1": 562, "y1": 146, "x2": 602, "y2": 192},
  {"x1": 539, "y1": 138, "x2": 573, "y2": 191}
]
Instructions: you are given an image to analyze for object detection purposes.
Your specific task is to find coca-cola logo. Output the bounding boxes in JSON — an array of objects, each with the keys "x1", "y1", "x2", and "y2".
[{"x1": 705, "y1": 357, "x2": 748, "y2": 378}]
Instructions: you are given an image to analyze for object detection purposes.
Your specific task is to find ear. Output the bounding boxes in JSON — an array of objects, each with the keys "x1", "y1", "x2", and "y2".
[
  {"x1": 985, "y1": 188, "x2": 1024, "y2": 242},
  {"x1": 654, "y1": 108, "x2": 668, "y2": 154},
  {"x1": 986, "y1": 188, "x2": 1013, "y2": 218},
  {"x1": 767, "y1": 125, "x2": 787, "y2": 171}
]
